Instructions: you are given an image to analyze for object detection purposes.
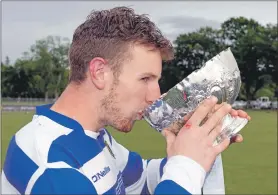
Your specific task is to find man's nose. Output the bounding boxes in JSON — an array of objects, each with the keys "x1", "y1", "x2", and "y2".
[{"x1": 146, "y1": 85, "x2": 161, "y2": 105}]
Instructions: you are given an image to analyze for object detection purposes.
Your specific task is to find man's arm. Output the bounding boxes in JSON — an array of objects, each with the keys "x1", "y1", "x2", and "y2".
[
  {"x1": 154, "y1": 155, "x2": 206, "y2": 195},
  {"x1": 146, "y1": 155, "x2": 225, "y2": 195}
]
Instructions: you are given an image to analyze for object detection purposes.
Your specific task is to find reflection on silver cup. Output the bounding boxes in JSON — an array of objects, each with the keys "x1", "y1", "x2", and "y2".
[{"x1": 143, "y1": 48, "x2": 248, "y2": 145}]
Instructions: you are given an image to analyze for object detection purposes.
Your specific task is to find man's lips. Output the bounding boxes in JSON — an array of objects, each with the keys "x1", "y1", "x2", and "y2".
[{"x1": 136, "y1": 110, "x2": 144, "y2": 120}]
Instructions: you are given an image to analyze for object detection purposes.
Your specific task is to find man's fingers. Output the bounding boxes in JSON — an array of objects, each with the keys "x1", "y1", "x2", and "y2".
[
  {"x1": 214, "y1": 103, "x2": 225, "y2": 112},
  {"x1": 163, "y1": 130, "x2": 176, "y2": 147},
  {"x1": 230, "y1": 109, "x2": 238, "y2": 117},
  {"x1": 237, "y1": 110, "x2": 248, "y2": 118},
  {"x1": 160, "y1": 93, "x2": 167, "y2": 98},
  {"x1": 185, "y1": 96, "x2": 218, "y2": 128},
  {"x1": 230, "y1": 134, "x2": 243, "y2": 144},
  {"x1": 183, "y1": 111, "x2": 194, "y2": 122},
  {"x1": 214, "y1": 137, "x2": 231, "y2": 155},
  {"x1": 202, "y1": 103, "x2": 232, "y2": 134},
  {"x1": 208, "y1": 124, "x2": 222, "y2": 143}
]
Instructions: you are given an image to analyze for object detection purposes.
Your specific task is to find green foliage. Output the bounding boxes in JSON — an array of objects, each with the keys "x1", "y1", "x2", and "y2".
[
  {"x1": 218, "y1": 17, "x2": 275, "y2": 100},
  {"x1": 255, "y1": 87, "x2": 274, "y2": 99},
  {"x1": 255, "y1": 82, "x2": 277, "y2": 100},
  {"x1": 162, "y1": 17, "x2": 277, "y2": 99},
  {"x1": 2, "y1": 35, "x2": 70, "y2": 99}
]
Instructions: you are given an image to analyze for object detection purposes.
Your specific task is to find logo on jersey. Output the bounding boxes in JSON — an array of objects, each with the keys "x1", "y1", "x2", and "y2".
[{"x1": 92, "y1": 166, "x2": 111, "y2": 183}]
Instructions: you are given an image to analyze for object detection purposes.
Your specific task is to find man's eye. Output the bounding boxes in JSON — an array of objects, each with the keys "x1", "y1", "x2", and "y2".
[{"x1": 142, "y1": 77, "x2": 150, "y2": 82}]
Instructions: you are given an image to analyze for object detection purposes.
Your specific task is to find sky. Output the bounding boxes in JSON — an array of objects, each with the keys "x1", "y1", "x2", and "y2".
[{"x1": 1, "y1": 1, "x2": 277, "y2": 63}]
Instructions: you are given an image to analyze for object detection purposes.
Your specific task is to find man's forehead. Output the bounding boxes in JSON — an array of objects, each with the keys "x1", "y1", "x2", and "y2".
[
  {"x1": 119, "y1": 44, "x2": 162, "y2": 75},
  {"x1": 130, "y1": 44, "x2": 162, "y2": 59}
]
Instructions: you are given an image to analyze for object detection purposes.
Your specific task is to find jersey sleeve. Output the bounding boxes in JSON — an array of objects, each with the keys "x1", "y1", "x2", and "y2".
[
  {"x1": 154, "y1": 155, "x2": 206, "y2": 195},
  {"x1": 155, "y1": 155, "x2": 225, "y2": 195}
]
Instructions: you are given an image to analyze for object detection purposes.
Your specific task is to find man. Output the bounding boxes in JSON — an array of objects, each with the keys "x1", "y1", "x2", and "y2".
[{"x1": 2, "y1": 7, "x2": 250, "y2": 195}]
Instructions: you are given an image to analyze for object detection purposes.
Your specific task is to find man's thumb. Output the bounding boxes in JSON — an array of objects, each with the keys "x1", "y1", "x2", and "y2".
[{"x1": 163, "y1": 130, "x2": 176, "y2": 147}]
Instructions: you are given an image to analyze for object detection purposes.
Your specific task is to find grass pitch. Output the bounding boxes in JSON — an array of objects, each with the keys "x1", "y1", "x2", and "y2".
[{"x1": 1, "y1": 110, "x2": 277, "y2": 194}]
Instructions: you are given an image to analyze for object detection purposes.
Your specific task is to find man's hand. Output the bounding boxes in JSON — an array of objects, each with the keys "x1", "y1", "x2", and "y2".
[
  {"x1": 163, "y1": 96, "x2": 233, "y2": 172},
  {"x1": 214, "y1": 103, "x2": 251, "y2": 144},
  {"x1": 161, "y1": 91, "x2": 251, "y2": 144},
  {"x1": 215, "y1": 103, "x2": 251, "y2": 120}
]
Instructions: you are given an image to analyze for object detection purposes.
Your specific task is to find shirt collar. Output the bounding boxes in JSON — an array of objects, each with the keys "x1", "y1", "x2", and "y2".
[{"x1": 36, "y1": 104, "x2": 84, "y2": 133}]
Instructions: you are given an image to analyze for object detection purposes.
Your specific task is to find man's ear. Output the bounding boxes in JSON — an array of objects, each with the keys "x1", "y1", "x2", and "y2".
[{"x1": 88, "y1": 57, "x2": 109, "y2": 90}]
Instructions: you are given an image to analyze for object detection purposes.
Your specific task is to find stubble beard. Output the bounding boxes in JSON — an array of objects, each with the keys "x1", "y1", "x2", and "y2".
[{"x1": 100, "y1": 84, "x2": 134, "y2": 133}]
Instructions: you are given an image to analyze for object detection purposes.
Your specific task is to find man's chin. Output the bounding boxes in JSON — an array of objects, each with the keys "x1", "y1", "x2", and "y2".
[
  {"x1": 113, "y1": 121, "x2": 135, "y2": 133},
  {"x1": 116, "y1": 126, "x2": 133, "y2": 133}
]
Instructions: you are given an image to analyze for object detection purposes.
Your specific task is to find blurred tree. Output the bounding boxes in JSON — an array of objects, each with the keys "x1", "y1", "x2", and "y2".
[
  {"x1": 160, "y1": 27, "x2": 227, "y2": 93},
  {"x1": 1, "y1": 64, "x2": 14, "y2": 97},
  {"x1": 1, "y1": 60, "x2": 34, "y2": 98},
  {"x1": 221, "y1": 17, "x2": 273, "y2": 100},
  {"x1": 262, "y1": 24, "x2": 278, "y2": 83},
  {"x1": 1, "y1": 18, "x2": 277, "y2": 101},
  {"x1": 4, "y1": 56, "x2": 10, "y2": 66},
  {"x1": 30, "y1": 35, "x2": 70, "y2": 100},
  {"x1": 255, "y1": 86, "x2": 275, "y2": 99}
]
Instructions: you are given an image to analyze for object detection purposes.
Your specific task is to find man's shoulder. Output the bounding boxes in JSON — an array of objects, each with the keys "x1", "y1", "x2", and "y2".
[
  {"x1": 48, "y1": 129, "x2": 105, "y2": 168},
  {"x1": 8, "y1": 114, "x2": 73, "y2": 165},
  {"x1": 16, "y1": 114, "x2": 73, "y2": 136}
]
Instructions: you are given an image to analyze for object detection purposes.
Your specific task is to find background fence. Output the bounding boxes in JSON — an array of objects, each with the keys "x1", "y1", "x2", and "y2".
[
  {"x1": 1, "y1": 97, "x2": 55, "y2": 112},
  {"x1": 1, "y1": 97, "x2": 277, "y2": 112}
]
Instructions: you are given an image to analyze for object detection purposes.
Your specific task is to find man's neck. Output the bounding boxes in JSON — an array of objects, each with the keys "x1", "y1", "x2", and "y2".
[{"x1": 50, "y1": 83, "x2": 104, "y2": 132}]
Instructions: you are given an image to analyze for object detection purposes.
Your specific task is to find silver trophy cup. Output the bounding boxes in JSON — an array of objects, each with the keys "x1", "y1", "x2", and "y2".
[{"x1": 143, "y1": 48, "x2": 248, "y2": 145}]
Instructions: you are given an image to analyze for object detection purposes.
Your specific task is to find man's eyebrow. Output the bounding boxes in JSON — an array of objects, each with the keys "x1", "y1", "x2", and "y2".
[{"x1": 140, "y1": 73, "x2": 161, "y2": 79}]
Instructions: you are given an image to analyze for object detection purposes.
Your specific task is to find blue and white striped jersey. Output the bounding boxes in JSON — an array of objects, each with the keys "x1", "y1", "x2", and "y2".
[{"x1": 2, "y1": 104, "x2": 221, "y2": 194}]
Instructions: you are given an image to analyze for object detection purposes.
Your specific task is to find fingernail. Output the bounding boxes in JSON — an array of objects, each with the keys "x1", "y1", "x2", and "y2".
[{"x1": 211, "y1": 96, "x2": 218, "y2": 103}]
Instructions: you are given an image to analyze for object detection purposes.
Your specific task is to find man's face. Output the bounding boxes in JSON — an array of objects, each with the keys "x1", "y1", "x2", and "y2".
[{"x1": 102, "y1": 45, "x2": 162, "y2": 132}]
